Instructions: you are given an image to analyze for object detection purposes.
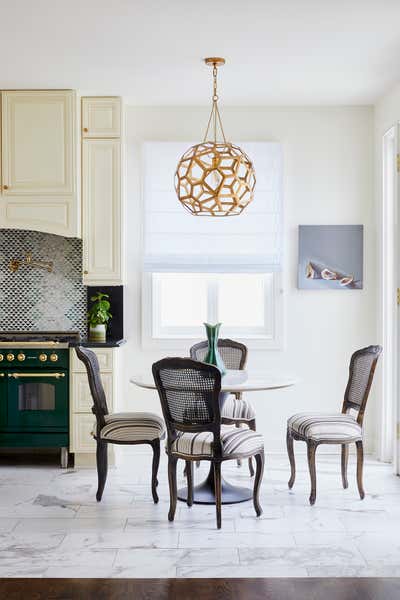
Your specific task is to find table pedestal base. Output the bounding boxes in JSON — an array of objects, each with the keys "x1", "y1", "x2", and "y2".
[{"x1": 178, "y1": 465, "x2": 253, "y2": 505}]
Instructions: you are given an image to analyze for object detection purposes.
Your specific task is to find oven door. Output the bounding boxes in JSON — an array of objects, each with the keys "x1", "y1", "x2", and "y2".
[{"x1": 6, "y1": 370, "x2": 68, "y2": 430}]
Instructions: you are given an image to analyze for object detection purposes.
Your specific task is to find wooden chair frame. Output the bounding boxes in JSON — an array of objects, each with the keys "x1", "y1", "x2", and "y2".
[
  {"x1": 287, "y1": 345, "x2": 382, "y2": 505},
  {"x1": 190, "y1": 338, "x2": 256, "y2": 476},
  {"x1": 152, "y1": 357, "x2": 264, "y2": 528},
  {"x1": 75, "y1": 346, "x2": 162, "y2": 503}
]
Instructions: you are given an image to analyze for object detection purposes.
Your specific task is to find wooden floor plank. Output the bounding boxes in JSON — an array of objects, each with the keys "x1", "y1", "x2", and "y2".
[{"x1": 1, "y1": 578, "x2": 400, "y2": 600}]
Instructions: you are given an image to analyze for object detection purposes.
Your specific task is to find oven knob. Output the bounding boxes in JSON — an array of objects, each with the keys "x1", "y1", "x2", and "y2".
[
  {"x1": 39, "y1": 353, "x2": 47, "y2": 362},
  {"x1": 17, "y1": 353, "x2": 25, "y2": 362},
  {"x1": 49, "y1": 353, "x2": 58, "y2": 362},
  {"x1": 0, "y1": 354, "x2": 3, "y2": 362},
  {"x1": 6, "y1": 353, "x2": 15, "y2": 362}
]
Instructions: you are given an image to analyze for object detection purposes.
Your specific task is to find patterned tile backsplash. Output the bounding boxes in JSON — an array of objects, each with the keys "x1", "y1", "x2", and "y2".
[{"x1": 0, "y1": 230, "x2": 87, "y2": 336}]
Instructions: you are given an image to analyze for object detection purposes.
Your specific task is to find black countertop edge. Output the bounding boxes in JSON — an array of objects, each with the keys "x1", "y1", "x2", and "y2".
[{"x1": 70, "y1": 339, "x2": 127, "y2": 348}]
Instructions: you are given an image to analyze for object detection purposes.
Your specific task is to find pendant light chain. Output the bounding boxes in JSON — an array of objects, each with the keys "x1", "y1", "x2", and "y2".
[{"x1": 203, "y1": 63, "x2": 226, "y2": 143}]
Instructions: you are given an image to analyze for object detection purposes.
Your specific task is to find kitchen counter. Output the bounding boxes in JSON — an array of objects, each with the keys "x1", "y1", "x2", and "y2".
[{"x1": 69, "y1": 338, "x2": 126, "y2": 348}]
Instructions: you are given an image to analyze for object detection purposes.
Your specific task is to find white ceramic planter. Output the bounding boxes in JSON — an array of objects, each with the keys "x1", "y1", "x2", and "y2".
[{"x1": 89, "y1": 324, "x2": 106, "y2": 342}]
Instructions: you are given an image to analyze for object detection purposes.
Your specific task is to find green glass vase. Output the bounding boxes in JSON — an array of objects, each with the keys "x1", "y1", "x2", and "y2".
[{"x1": 203, "y1": 322, "x2": 226, "y2": 375}]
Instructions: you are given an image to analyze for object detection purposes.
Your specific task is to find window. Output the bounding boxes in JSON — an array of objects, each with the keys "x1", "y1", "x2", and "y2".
[{"x1": 142, "y1": 142, "x2": 283, "y2": 349}]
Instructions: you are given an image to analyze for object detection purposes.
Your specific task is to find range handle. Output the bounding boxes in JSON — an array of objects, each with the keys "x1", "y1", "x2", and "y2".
[{"x1": 8, "y1": 372, "x2": 66, "y2": 379}]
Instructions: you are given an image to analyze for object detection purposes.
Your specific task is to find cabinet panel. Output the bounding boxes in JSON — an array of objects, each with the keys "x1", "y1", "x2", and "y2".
[
  {"x1": 72, "y1": 372, "x2": 113, "y2": 413},
  {"x1": 0, "y1": 90, "x2": 79, "y2": 237},
  {"x1": 2, "y1": 91, "x2": 75, "y2": 195},
  {"x1": 71, "y1": 414, "x2": 96, "y2": 453},
  {"x1": 82, "y1": 97, "x2": 121, "y2": 138},
  {"x1": 71, "y1": 348, "x2": 114, "y2": 372},
  {"x1": 82, "y1": 139, "x2": 122, "y2": 284}
]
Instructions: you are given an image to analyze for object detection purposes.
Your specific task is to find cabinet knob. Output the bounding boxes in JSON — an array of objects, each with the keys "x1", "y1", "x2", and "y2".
[
  {"x1": 3, "y1": 185, "x2": 9, "y2": 190},
  {"x1": 83, "y1": 127, "x2": 88, "y2": 133},
  {"x1": 83, "y1": 270, "x2": 89, "y2": 275}
]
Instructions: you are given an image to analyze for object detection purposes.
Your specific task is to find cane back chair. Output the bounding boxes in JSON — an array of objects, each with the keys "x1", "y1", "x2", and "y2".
[
  {"x1": 152, "y1": 357, "x2": 264, "y2": 529},
  {"x1": 286, "y1": 345, "x2": 382, "y2": 505},
  {"x1": 76, "y1": 347, "x2": 165, "y2": 503},
  {"x1": 190, "y1": 339, "x2": 256, "y2": 476}
]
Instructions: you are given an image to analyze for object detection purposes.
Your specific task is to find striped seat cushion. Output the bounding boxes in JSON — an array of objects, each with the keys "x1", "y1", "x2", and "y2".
[
  {"x1": 288, "y1": 413, "x2": 362, "y2": 442},
  {"x1": 171, "y1": 425, "x2": 263, "y2": 458},
  {"x1": 221, "y1": 396, "x2": 256, "y2": 421},
  {"x1": 97, "y1": 412, "x2": 165, "y2": 442}
]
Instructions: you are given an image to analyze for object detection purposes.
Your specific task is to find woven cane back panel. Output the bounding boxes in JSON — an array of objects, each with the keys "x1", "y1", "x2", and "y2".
[
  {"x1": 190, "y1": 339, "x2": 247, "y2": 370},
  {"x1": 157, "y1": 365, "x2": 219, "y2": 426}
]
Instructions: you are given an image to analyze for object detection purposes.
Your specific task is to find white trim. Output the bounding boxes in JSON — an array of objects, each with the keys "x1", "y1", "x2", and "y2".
[
  {"x1": 380, "y1": 126, "x2": 398, "y2": 466},
  {"x1": 141, "y1": 271, "x2": 284, "y2": 351}
]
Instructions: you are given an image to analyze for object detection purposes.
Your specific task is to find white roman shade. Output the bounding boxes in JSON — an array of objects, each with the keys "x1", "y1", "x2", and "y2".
[{"x1": 143, "y1": 142, "x2": 283, "y2": 273}]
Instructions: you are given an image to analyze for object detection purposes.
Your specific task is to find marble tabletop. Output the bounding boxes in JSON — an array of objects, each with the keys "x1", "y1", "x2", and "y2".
[{"x1": 130, "y1": 369, "x2": 297, "y2": 393}]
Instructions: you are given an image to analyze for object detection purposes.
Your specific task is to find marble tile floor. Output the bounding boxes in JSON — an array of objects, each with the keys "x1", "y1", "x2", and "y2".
[{"x1": 0, "y1": 452, "x2": 400, "y2": 578}]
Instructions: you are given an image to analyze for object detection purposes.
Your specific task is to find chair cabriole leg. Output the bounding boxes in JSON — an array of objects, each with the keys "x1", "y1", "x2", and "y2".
[
  {"x1": 167, "y1": 456, "x2": 178, "y2": 521},
  {"x1": 186, "y1": 460, "x2": 193, "y2": 507},
  {"x1": 213, "y1": 461, "x2": 222, "y2": 529},
  {"x1": 307, "y1": 440, "x2": 317, "y2": 505},
  {"x1": 341, "y1": 443, "x2": 349, "y2": 489},
  {"x1": 151, "y1": 440, "x2": 160, "y2": 503},
  {"x1": 253, "y1": 450, "x2": 264, "y2": 517},
  {"x1": 96, "y1": 440, "x2": 108, "y2": 502},
  {"x1": 286, "y1": 428, "x2": 296, "y2": 489},
  {"x1": 356, "y1": 440, "x2": 365, "y2": 500},
  {"x1": 248, "y1": 419, "x2": 256, "y2": 477}
]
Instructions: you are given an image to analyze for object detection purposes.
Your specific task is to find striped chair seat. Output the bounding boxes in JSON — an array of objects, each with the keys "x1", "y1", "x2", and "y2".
[
  {"x1": 221, "y1": 396, "x2": 256, "y2": 421},
  {"x1": 96, "y1": 413, "x2": 165, "y2": 442},
  {"x1": 288, "y1": 413, "x2": 362, "y2": 443},
  {"x1": 171, "y1": 425, "x2": 263, "y2": 458}
]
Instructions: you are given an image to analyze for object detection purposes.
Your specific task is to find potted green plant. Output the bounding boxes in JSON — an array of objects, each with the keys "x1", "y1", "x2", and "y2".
[{"x1": 87, "y1": 292, "x2": 112, "y2": 342}]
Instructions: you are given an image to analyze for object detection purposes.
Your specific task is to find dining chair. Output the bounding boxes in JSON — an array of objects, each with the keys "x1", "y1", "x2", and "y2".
[
  {"x1": 286, "y1": 345, "x2": 382, "y2": 505},
  {"x1": 190, "y1": 339, "x2": 256, "y2": 476},
  {"x1": 152, "y1": 357, "x2": 265, "y2": 529},
  {"x1": 75, "y1": 346, "x2": 165, "y2": 503}
]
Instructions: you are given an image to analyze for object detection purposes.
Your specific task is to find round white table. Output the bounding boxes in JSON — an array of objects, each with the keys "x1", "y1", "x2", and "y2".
[{"x1": 130, "y1": 370, "x2": 297, "y2": 505}]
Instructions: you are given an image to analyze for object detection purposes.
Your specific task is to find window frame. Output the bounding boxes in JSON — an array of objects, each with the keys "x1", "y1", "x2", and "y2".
[{"x1": 141, "y1": 271, "x2": 284, "y2": 350}]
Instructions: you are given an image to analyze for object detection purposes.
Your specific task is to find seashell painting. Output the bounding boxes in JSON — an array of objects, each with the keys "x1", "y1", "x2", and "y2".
[{"x1": 298, "y1": 225, "x2": 363, "y2": 290}]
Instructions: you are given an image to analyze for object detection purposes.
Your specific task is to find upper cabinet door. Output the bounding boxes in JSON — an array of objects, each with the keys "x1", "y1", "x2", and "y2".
[
  {"x1": 2, "y1": 91, "x2": 76, "y2": 196},
  {"x1": 82, "y1": 139, "x2": 122, "y2": 285},
  {"x1": 82, "y1": 97, "x2": 121, "y2": 138}
]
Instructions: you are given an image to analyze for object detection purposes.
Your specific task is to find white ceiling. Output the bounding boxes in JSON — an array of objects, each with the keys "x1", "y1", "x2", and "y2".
[{"x1": 1, "y1": 0, "x2": 400, "y2": 105}]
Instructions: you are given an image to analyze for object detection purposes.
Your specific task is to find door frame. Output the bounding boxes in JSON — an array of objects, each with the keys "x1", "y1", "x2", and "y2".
[{"x1": 380, "y1": 125, "x2": 399, "y2": 469}]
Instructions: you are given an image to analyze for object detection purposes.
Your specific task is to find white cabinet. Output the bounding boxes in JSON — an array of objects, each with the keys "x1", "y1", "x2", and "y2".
[
  {"x1": 82, "y1": 97, "x2": 121, "y2": 138},
  {"x1": 82, "y1": 139, "x2": 122, "y2": 285},
  {"x1": 81, "y1": 96, "x2": 124, "y2": 286},
  {"x1": 0, "y1": 90, "x2": 79, "y2": 237},
  {"x1": 70, "y1": 347, "x2": 116, "y2": 457}
]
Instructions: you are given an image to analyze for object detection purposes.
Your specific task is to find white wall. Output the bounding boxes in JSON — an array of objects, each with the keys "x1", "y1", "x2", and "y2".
[{"x1": 120, "y1": 105, "x2": 376, "y2": 455}]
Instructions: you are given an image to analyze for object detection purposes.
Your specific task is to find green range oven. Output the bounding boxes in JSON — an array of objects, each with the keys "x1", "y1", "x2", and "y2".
[{"x1": 0, "y1": 332, "x2": 80, "y2": 468}]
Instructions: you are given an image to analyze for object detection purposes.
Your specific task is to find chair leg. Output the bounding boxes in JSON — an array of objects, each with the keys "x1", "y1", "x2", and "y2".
[
  {"x1": 151, "y1": 440, "x2": 160, "y2": 504},
  {"x1": 356, "y1": 440, "x2": 365, "y2": 500},
  {"x1": 167, "y1": 456, "x2": 178, "y2": 522},
  {"x1": 307, "y1": 440, "x2": 317, "y2": 506},
  {"x1": 213, "y1": 462, "x2": 222, "y2": 529},
  {"x1": 236, "y1": 423, "x2": 242, "y2": 468},
  {"x1": 341, "y1": 444, "x2": 349, "y2": 489},
  {"x1": 286, "y1": 428, "x2": 296, "y2": 489},
  {"x1": 253, "y1": 450, "x2": 264, "y2": 517},
  {"x1": 186, "y1": 460, "x2": 193, "y2": 507},
  {"x1": 96, "y1": 440, "x2": 108, "y2": 502},
  {"x1": 248, "y1": 419, "x2": 256, "y2": 477}
]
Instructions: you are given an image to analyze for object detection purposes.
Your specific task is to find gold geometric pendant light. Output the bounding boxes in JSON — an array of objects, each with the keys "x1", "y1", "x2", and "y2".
[{"x1": 175, "y1": 58, "x2": 256, "y2": 217}]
